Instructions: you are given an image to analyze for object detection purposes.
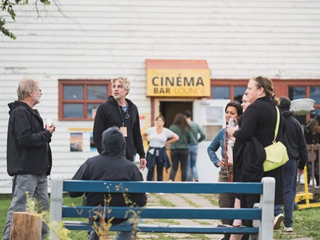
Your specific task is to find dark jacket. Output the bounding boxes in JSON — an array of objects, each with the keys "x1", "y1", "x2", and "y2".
[
  {"x1": 69, "y1": 127, "x2": 147, "y2": 224},
  {"x1": 281, "y1": 110, "x2": 308, "y2": 169},
  {"x1": 234, "y1": 97, "x2": 285, "y2": 206},
  {"x1": 146, "y1": 146, "x2": 171, "y2": 170},
  {"x1": 236, "y1": 137, "x2": 266, "y2": 212},
  {"x1": 93, "y1": 96, "x2": 145, "y2": 161},
  {"x1": 6, "y1": 101, "x2": 52, "y2": 176}
]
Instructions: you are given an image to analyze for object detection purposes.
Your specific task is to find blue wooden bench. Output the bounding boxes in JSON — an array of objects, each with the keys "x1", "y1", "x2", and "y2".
[{"x1": 49, "y1": 175, "x2": 275, "y2": 240}]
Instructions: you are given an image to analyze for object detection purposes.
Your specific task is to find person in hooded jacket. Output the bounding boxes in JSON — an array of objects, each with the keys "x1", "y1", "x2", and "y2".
[
  {"x1": 273, "y1": 97, "x2": 308, "y2": 232},
  {"x1": 69, "y1": 127, "x2": 147, "y2": 240},
  {"x1": 3, "y1": 78, "x2": 55, "y2": 240},
  {"x1": 93, "y1": 77, "x2": 146, "y2": 170}
]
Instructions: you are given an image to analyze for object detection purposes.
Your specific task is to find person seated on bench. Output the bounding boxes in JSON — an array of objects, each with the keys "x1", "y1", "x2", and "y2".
[{"x1": 69, "y1": 126, "x2": 147, "y2": 240}]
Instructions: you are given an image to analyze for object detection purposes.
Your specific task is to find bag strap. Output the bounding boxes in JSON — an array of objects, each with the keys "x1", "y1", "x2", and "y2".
[
  {"x1": 223, "y1": 130, "x2": 229, "y2": 172},
  {"x1": 273, "y1": 106, "x2": 280, "y2": 143}
]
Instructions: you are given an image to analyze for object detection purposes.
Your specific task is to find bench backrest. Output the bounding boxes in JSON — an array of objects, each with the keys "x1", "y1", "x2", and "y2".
[{"x1": 50, "y1": 175, "x2": 275, "y2": 240}]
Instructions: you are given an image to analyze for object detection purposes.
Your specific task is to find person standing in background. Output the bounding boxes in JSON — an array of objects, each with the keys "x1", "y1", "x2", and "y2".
[
  {"x1": 184, "y1": 110, "x2": 206, "y2": 182},
  {"x1": 169, "y1": 113, "x2": 196, "y2": 182},
  {"x1": 143, "y1": 115, "x2": 179, "y2": 181},
  {"x1": 241, "y1": 94, "x2": 251, "y2": 112},
  {"x1": 304, "y1": 119, "x2": 320, "y2": 187},
  {"x1": 207, "y1": 102, "x2": 243, "y2": 240},
  {"x1": 3, "y1": 78, "x2": 55, "y2": 240},
  {"x1": 273, "y1": 97, "x2": 308, "y2": 232},
  {"x1": 93, "y1": 77, "x2": 146, "y2": 170}
]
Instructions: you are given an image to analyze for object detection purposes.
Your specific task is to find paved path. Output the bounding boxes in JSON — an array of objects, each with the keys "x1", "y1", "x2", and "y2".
[
  {"x1": 142, "y1": 193, "x2": 223, "y2": 239},
  {"x1": 139, "y1": 193, "x2": 315, "y2": 240}
]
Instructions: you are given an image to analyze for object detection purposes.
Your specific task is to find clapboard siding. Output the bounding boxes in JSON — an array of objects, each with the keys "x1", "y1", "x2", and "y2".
[{"x1": 1, "y1": 0, "x2": 320, "y2": 193}]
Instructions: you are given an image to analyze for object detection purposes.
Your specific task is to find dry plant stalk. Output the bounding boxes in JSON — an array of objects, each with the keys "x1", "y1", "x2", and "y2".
[{"x1": 25, "y1": 191, "x2": 72, "y2": 240}]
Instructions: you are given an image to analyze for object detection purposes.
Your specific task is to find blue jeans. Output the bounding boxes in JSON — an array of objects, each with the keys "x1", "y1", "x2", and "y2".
[
  {"x1": 274, "y1": 158, "x2": 297, "y2": 228},
  {"x1": 187, "y1": 145, "x2": 199, "y2": 181}
]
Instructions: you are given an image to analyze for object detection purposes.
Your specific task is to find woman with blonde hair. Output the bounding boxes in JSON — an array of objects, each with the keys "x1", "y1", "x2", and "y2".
[{"x1": 227, "y1": 76, "x2": 285, "y2": 240}]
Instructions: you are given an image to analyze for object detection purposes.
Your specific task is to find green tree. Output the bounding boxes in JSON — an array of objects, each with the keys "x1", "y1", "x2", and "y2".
[{"x1": 1, "y1": 0, "x2": 51, "y2": 40}]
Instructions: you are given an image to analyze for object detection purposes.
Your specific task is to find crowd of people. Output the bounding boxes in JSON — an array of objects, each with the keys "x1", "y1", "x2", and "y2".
[{"x1": 2, "y1": 76, "x2": 319, "y2": 240}]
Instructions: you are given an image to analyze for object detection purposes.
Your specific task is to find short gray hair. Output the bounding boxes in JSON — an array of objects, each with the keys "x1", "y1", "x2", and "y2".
[
  {"x1": 111, "y1": 77, "x2": 131, "y2": 92},
  {"x1": 17, "y1": 77, "x2": 39, "y2": 100}
]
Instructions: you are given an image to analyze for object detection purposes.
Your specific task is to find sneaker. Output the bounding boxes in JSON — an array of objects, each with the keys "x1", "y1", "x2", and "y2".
[
  {"x1": 284, "y1": 226, "x2": 293, "y2": 232},
  {"x1": 273, "y1": 213, "x2": 284, "y2": 230}
]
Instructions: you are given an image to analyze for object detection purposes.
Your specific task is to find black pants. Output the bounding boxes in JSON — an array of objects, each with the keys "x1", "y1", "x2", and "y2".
[
  {"x1": 169, "y1": 149, "x2": 189, "y2": 181},
  {"x1": 147, "y1": 156, "x2": 164, "y2": 181}
]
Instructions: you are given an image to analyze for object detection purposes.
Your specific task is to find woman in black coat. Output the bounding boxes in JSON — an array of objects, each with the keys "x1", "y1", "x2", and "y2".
[{"x1": 227, "y1": 76, "x2": 285, "y2": 229}]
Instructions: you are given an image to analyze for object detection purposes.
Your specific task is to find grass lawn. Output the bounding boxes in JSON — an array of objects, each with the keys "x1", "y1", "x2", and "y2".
[{"x1": 0, "y1": 194, "x2": 320, "y2": 240}]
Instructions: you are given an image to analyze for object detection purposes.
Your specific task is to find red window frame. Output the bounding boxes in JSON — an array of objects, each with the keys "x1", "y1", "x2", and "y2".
[{"x1": 58, "y1": 79, "x2": 111, "y2": 121}]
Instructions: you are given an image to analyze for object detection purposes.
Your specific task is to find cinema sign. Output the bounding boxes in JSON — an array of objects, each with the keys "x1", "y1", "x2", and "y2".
[{"x1": 146, "y1": 59, "x2": 211, "y2": 97}]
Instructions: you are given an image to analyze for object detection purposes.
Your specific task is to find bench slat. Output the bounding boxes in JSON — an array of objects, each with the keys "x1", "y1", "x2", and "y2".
[
  {"x1": 63, "y1": 221, "x2": 259, "y2": 234},
  {"x1": 63, "y1": 181, "x2": 263, "y2": 194},
  {"x1": 62, "y1": 206, "x2": 261, "y2": 220}
]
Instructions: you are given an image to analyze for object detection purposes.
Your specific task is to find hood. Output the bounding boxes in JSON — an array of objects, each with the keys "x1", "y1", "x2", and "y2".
[
  {"x1": 281, "y1": 110, "x2": 293, "y2": 118},
  {"x1": 8, "y1": 101, "x2": 29, "y2": 115},
  {"x1": 101, "y1": 126, "x2": 126, "y2": 157}
]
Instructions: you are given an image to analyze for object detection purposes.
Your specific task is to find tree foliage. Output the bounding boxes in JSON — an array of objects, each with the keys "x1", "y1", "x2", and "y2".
[{"x1": 0, "y1": 0, "x2": 51, "y2": 40}]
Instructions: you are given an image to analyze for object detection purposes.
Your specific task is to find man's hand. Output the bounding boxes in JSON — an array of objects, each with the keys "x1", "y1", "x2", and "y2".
[
  {"x1": 46, "y1": 123, "x2": 56, "y2": 134},
  {"x1": 139, "y1": 158, "x2": 147, "y2": 170},
  {"x1": 297, "y1": 168, "x2": 304, "y2": 176}
]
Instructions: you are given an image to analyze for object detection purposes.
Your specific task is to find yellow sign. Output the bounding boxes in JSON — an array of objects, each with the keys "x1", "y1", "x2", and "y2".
[
  {"x1": 147, "y1": 69, "x2": 210, "y2": 97},
  {"x1": 67, "y1": 128, "x2": 93, "y2": 132}
]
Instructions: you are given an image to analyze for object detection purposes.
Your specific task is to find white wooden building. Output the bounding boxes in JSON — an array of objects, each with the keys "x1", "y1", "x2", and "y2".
[{"x1": 1, "y1": 0, "x2": 320, "y2": 193}]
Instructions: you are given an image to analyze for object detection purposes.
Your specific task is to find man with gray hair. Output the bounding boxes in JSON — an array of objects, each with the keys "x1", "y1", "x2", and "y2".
[
  {"x1": 93, "y1": 77, "x2": 146, "y2": 169},
  {"x1": 273, "y1": 96, "x2": 308, "y2": 232},
  {"x1": 3, "y1": 78, "x2": 55, "y2": 240}
]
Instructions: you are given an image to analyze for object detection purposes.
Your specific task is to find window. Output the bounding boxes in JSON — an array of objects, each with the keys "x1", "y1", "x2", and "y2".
[
  {"x1": 310, "y1": 87, "x2": 320, "y2": 104},
  {"x1": 210, "y1": 85, "x2": 247, "y2": 102},
  {"x1": 288, "y1": 87, "x2": 306, "y2": 100},
  {"x1": 211, "y1": 86, "x2": 230, "y2": 99},
  {"x1": 288, "y1": 85, "x2": 320, "y2": 125},
  {"x1": 234, "y1": 86, "x2": 247, "y2": 103},
  {"x1": 59, "y1": 80, "x2": 111, "y2": 120}
]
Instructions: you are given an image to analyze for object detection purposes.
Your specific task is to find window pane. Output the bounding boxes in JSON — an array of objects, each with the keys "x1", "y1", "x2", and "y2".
[
  {"x1": 87, "y1": 104, "x2": 100, "y2": 118},
  {"x1": 310, "y1": 87, "x2": 320, "y2": 104},
  {"x1": 288, "y1": 87, "x2": 306, "y2": 100},
  {"x1": 64, "y1": 104, "x2": 83, "y2": 118},
  {"x1": 87, "y1": 85, "x2": 107, "y2": 100},
  {"x1": 234, "y1": 86, "x2": 247, "y2": 103},
  {"x1": 211, "y1": 87, "x2": 230, "y2": 99},
  {"x1": 64, "y1": 86, "x2": 83, "y2": 100}
]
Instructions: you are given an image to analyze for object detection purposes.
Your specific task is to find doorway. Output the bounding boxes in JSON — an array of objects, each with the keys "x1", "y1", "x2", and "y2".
[
  {"x1": 157, "y1": 101, "x2": 193, "y2": 181},
  {"x1": 159, "y1": 101, "x2": 193, "y2": 128}
]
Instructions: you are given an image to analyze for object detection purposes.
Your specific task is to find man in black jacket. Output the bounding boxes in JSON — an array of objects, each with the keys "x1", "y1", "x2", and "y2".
[
  {"x1": 3, "y1": 78, "x2": 55, "y2": 240},
  {"x1": 93, "y1": 77, "x2": 146, "y2": 169},
  {"x1": 273, "y1": 97, "x2": 308, "y2": 232},
  {"x1": 69, "y1": 127, "x2": 147, "y2": 240}
]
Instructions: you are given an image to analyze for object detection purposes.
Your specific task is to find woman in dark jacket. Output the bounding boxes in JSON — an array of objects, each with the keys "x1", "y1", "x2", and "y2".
[{"x1": 227, "y1": 76, "x2": 285, "y2": 231}]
